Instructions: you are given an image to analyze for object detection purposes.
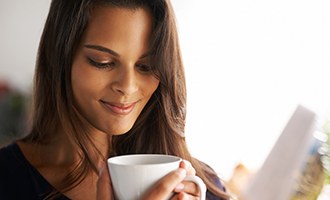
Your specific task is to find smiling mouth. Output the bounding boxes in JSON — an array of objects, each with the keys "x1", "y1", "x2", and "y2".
[{"x1": 100, "y1": 100, "x2": 136, "y2": 115}]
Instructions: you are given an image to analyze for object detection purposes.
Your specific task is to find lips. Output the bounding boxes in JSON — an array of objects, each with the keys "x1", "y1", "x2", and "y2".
[{"x1": 100, "y1": 100, "x2": 136, "y2": 115}]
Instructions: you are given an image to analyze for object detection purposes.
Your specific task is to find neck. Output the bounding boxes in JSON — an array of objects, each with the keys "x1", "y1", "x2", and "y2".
[
  {"x1": 18, "y1": 126, "x2": 111, "y2": 171},
  {"x1": 18, "y1": 124, "x2": 111, "y2": 198}
]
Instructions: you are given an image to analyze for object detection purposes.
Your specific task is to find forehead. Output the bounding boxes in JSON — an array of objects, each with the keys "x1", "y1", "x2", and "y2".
[
  {"x1": 83, "y1": 6, "x2": 153, "y2": 41},
  {"x1": 78, "y1": 5, "x2": 153, "y2": 56}
]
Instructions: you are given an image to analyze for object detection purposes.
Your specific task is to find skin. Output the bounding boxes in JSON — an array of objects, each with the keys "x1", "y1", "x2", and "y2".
[
  {"x1": 19, "y1": 6, "x2": 201, "y2": 200},
  {"x1": 71, "y1": 5, "x2": 159, "y2": 137}
]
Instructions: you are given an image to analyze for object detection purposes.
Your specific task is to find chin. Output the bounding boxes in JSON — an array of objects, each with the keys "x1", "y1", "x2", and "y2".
[{"x1": 105, "y1": 125, "x2": 134, "y2": 136}]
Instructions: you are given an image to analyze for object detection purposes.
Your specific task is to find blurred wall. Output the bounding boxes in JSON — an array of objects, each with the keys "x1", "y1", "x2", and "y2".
[{"x1": 0, "y1": 0, "x2": 51, "y2": 92}]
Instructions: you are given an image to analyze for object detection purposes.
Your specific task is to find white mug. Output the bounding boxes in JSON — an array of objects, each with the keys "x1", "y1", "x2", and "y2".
[{"x1": 107, "y1": 154, "x2": 206, "y2": 200}]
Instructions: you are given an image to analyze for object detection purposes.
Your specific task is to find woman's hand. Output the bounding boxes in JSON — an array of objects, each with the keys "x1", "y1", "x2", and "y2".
[
  {"x1": 143, "y1": 160, "x2": 202, "y2": 200},
  {"x1": 96, "y1": 160, "x2": 203, "y2": 200}
]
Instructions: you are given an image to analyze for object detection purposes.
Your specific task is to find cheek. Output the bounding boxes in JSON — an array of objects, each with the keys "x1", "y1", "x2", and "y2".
[
  {"x1": 71, "y1": 66, "x2": 101, "y2": 111},
  {"x1": 71, "y1": 62, "x2": 102, "y2": 96},
  {"x1": 71, "y1": 65, "x2": 90, "y2": 99},
  {"x1": 144, "y1": 77, "x2": 159, "y2": 96},
  {"x1": 71, "y1": 66, "x2": 82, "y2": 97}
]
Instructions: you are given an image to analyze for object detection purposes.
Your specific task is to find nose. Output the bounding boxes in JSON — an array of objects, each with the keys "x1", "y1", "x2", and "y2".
[{"x1": 111, "y1": 64, "x2": 138, "y2": 95}]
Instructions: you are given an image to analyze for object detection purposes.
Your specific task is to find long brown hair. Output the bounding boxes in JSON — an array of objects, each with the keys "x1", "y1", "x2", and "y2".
[{"x1": 23, "y1": 0, "x2": 230, "y2": 199}]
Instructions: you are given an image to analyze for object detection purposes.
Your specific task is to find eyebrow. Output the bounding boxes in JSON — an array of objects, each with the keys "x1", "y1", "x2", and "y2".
[
  {"x1": 84, "y1": 44, "x2": 152, "y2": 59},
  {"x1": 84, "y1": 44, "x2": 120, "y2": 57}
]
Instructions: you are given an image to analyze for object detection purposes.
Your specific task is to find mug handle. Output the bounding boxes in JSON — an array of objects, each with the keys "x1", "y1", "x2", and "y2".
[{"x1": 183, "y1": 175, "x2": 206, "y2": 200}]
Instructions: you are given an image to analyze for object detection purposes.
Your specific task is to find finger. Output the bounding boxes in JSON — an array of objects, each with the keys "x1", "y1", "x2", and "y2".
[
  {"x1": 97, "y1": 162, "x2": 113, "y2": 200},
  {"x1": 171, "y1": 192, "x2": 199, "y2": 200},
  {"x1": 184, "y1": 180, "x2": 199, "y2": 195},
  {"x1": 142, "y1": 168, "x2": 187, "y2": 200},
  {"x1": 179, "y1": 160, "x2": 196, "y2": 175},
  {"x1": 173, "y1": 180, "x2": 200, "y2": 197},
  {"x1": 170, "y1": 192, "x2": 187, "y2": 200}
]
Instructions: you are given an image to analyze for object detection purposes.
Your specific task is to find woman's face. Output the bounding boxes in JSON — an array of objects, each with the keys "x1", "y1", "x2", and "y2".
[{"x1": 71, "y1": 6, "x2": 159, "y2": 135}]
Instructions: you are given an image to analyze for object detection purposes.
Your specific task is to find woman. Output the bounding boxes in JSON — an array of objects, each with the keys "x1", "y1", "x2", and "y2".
[{"x1": 0, "y1": 0, "x2": 230, "y2": 199}]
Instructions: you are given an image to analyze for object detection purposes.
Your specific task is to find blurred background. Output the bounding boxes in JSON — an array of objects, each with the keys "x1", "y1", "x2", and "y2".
[
  {"x1": 1, "y1": 0, "x2": 330, "y2": 198},
  {"x1": 0, "y1": 0, "x2": 50, "y2": 146}
]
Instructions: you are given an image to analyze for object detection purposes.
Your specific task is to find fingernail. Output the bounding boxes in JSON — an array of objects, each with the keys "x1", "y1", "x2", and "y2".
[
  {"x1": 177, "y1": 168, "x2": 186, "y2": 178},
  {"x1": 174, "y1": 183, "x2": 185, "y2": 192},
  {"x1": 182, "y1": 160, "x2": 190, "y2": 167}
]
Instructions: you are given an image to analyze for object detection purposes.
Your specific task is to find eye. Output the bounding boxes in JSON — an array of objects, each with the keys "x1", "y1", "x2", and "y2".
[
  {"x1": 87, "y1": 57, "x2": 116, "y2": 69},
  {"x1": 136, "y1": 63, "x2": 152, "y2": 74}
]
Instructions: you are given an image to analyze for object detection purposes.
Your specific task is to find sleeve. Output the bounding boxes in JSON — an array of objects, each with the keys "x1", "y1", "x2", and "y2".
[{"x1": 201, "y1": 162, "x2": 228, "y2": 200}]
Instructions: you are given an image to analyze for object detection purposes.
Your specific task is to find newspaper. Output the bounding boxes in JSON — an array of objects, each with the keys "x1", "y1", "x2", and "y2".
[{"x1": 240, "y1": 105, "x2": 325, "y2": 200}]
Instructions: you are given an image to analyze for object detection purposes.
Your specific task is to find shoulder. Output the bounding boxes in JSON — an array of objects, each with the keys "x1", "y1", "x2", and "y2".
[
  {"x1": 0, "y1": 143, "x2": 27, "y2": 198},
  {"x1": 0, "y1": 143, "x2": 22, "y2": 172},
  {"x1": 0, "y1": 143, "x2": 40, "y2": 199},
  {"x1": 0, "y1": 143, "x2": 70, "y2": 200}
]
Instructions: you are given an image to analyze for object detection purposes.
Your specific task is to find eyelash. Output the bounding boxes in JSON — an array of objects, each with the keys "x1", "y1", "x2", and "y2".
[
  {"x1": 87, "y1": 57, "x2": 115, "y2": 69},
  {"x1": 87, "y1": 57, "x2": 153, "y2": 73},
  {"x1": 136, "y1": 63, "x2": 152, "y2": 73}
]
